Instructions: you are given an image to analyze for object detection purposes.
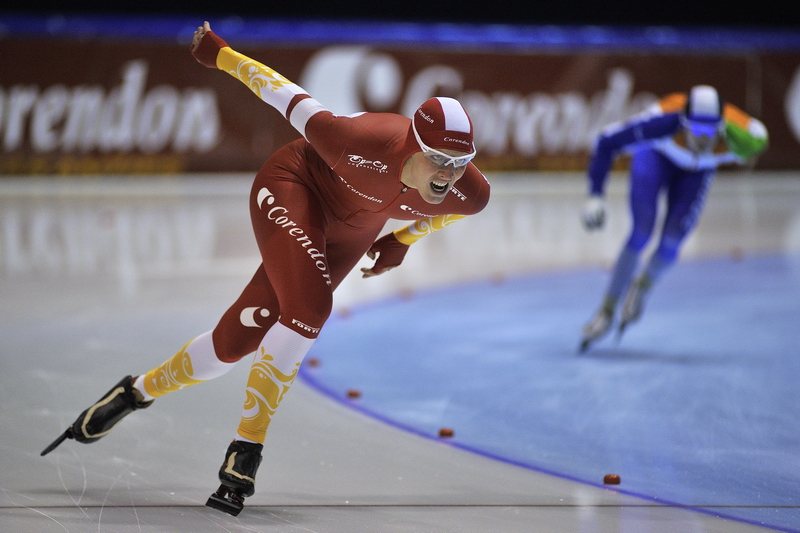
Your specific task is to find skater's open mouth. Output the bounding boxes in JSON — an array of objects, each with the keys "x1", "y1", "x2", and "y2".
[{"x1": 430, "y1": 180, "x2": 448, "y2": 194}]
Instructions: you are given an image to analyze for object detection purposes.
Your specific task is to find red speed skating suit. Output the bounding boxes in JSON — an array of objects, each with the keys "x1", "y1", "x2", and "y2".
[{"x1": 195, "y1": 33, "x2": 491, "y2": 362}]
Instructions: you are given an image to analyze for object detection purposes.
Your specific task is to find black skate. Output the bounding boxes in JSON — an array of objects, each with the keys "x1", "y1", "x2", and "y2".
[
  {"x1": 206, "y1": 440, "x2": 264, "y2": 516},
  {"x1": 40, "y1": 375, "x2": 153, "y2": 456}
]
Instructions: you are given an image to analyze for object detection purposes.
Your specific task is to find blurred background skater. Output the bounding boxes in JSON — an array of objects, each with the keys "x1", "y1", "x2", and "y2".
[
  {"x1": 41, "y1": 21, "x2": 489, "y2": 516},
  {"x1": 579, "y1": 85, "x2": 768, "y2": 352}
]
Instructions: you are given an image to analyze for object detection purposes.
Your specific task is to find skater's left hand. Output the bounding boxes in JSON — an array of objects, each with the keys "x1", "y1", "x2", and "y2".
[{"x1": 361, "y1": 233, "x2": 410, "y2": 278}]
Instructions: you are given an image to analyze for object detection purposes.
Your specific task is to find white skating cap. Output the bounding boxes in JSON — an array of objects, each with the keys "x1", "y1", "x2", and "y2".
[{"x1": 685, "y1": 85, "x2": 722, "y2": 123}]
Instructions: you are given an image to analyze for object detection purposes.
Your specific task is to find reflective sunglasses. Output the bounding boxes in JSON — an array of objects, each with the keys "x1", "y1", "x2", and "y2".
[{"x1": 412, "y1": 122, "x2": 476, "y2": 168}]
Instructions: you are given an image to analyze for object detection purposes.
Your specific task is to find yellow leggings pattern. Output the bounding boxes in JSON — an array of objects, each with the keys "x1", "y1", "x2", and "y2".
[
  {"x1": 142, "y1": 340, "x2": 204, "y2": 398},
  {"x1": 236, "y1": 346, "x2": 299, "y2": 443}
]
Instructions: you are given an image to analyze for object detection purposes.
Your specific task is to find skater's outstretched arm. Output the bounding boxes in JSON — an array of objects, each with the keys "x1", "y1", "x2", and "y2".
[
  {"x1": 582, "y1": 105, "x2": 686, "y2": 231},
  {"x1": 190, "y1": 22, "x2": 490, "y2": 280},
  {"x1": 190, "y1": 21, "x2": 324, "y2": 140}
]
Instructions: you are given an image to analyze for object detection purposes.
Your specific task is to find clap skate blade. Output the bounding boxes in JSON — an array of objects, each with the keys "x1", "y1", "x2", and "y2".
[
  {"x1": 40, "y1": 375, "x2": 152, "y2": 456},
  {"x1": 579, "y1": 308, "x2": 613, "y2": 354},
  {"x1": 40, "y1": 429, "x2": 72, "y2": 456},
  {"x1": 206, "y1": 484, "x2": 245, "y2": 516}
]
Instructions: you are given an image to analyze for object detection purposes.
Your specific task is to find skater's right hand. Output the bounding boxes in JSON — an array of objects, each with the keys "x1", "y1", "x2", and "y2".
[
  {"x1": 582, "y1": 196, "x2": 606, "y2": 230},
  {"x1": 360, "y1": 233, "x2": 410, "y2": 278}
]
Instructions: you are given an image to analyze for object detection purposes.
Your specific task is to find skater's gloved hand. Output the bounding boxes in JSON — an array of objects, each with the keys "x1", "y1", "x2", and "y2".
[
  {"x1": 190, "y1": 21, "x2": 229, "y2": 68},
  {"x1": 360, "y1": 233, "x2": 410, "y2": 278},
  {"x1": 582, "y1": 196, "x2": 606, "y2": 230}
]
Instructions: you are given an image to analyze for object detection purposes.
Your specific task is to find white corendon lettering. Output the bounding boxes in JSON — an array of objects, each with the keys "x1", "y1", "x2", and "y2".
[
  {"x1": 1, "y1": 60, "x2": 220, "y2": 155},
  {"x1": 267, "y1": 206, "x2": 298, "y2": 228},
  {"x1": 259, "y1": 187, "x2": 332, "y2": 285},
  {"x1": 299, "y1": 49, "x2": 657, "y2": 158}
]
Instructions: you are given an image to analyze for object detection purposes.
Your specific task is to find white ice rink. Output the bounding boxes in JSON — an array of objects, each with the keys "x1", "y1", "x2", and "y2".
[{"x1": 1, "y1": 171, "x2": 798, "y2": 532}]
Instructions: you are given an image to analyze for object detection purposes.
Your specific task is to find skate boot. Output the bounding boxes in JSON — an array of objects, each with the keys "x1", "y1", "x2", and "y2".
[
  {"x1": 206, "y1": 440, "x2": 264, "y2": 516},
  {"x1": 41, "y1": 375, "x2": 153, "y2": 456},
  {"x1": 580, "y1": 303, "x2": 614, "y2": 353},
  {"x1": 618, "y1": 276, "x2": 652, "y2": 338}
]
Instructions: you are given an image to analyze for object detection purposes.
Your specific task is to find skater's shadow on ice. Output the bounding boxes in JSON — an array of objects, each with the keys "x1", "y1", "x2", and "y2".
[{"x1": 582, "y1": 347, "x2": 735, "y2": 365}]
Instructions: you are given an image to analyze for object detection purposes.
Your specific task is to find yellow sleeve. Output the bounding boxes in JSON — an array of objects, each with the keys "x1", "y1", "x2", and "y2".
[
  {"x1": 215, "y1": 47, "x2": 309, "y2": 119},
  {"x1": 393, "y1": 214, "x2": 466, "y2": 245},
  {"x1": 215, "y1": 47, "x2": 327, "y2": 137}
]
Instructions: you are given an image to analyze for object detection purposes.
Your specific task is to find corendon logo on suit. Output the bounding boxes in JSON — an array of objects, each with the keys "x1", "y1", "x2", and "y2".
[
  {"x1": 400, "y1": 205, "x2": 436, "y2": 218},
  {"x1": 256, "y1": 187, "x2": 331, "y2": 289},
  {"x1": 338, "y1": 174, "x2": 383, "y2": 204}
]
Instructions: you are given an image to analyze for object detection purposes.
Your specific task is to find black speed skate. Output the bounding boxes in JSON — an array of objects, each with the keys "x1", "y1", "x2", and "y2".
[
  {"x1": 206, "y1": 440, "x2": 263, "y2": 516},
  {"x1": 41, "y1": 375, "x2": 153, "y2": 456}
]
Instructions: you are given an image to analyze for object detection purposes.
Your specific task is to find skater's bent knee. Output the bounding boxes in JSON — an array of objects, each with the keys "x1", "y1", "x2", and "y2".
[
  {"x1": 280, "y1": 302, "x2": 332, "y2": 337},
  {"x1": 212, "y1": 331, "x2": 258, "y2": 363}
]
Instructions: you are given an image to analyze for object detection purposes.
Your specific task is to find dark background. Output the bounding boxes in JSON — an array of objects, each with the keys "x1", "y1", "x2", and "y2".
[{"x1": 2, "y1": 0, "x2": 796, "y2": 28}]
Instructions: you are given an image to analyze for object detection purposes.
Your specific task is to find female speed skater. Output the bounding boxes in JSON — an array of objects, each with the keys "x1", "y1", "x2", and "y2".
[{"x1": 41, "y1": 21, "x2": 490, "y2": 516}]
